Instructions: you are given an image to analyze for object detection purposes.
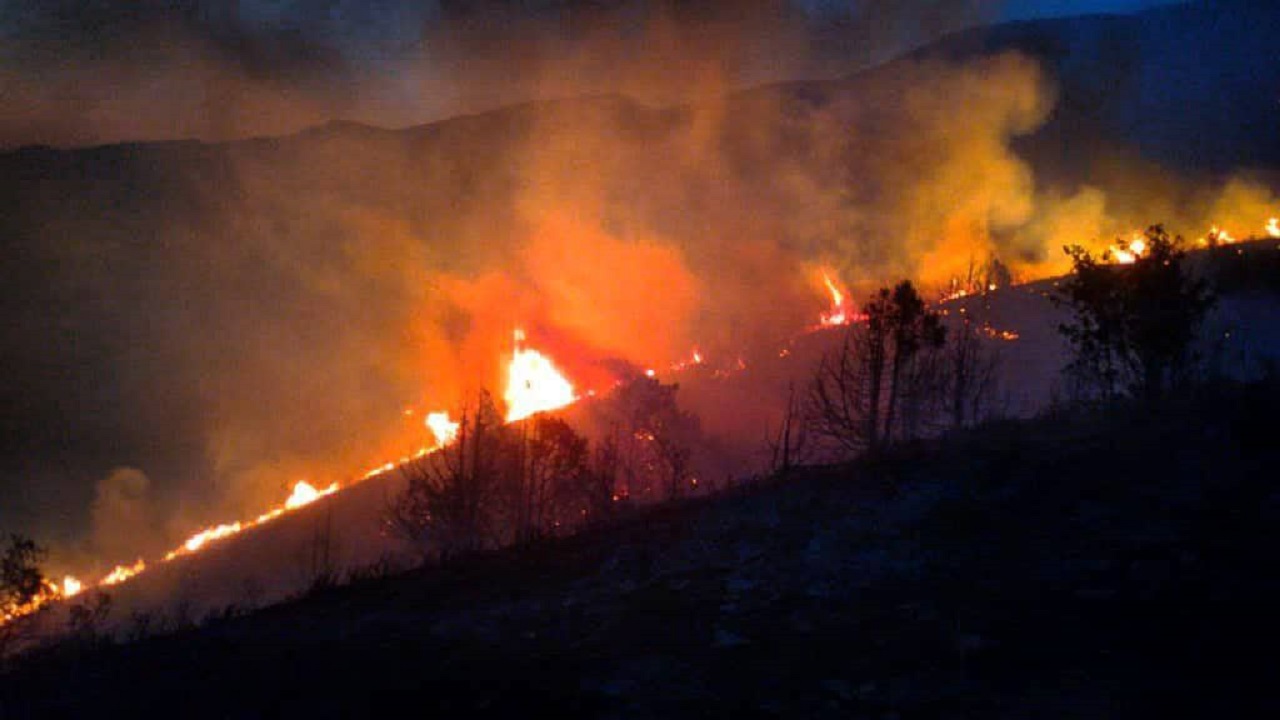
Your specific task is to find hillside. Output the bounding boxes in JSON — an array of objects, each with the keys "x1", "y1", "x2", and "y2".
[{"x1": 3, "y1": 377, "x2": 1278, "y2": 717}]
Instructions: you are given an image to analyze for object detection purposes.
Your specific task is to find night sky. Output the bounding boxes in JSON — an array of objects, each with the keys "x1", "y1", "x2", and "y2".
[{"x1": 0, "y1": 0, "x2": 1189, "y2": 150}]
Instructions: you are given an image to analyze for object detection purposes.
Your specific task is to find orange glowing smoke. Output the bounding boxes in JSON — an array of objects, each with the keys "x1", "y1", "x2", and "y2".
[{"x1": 504, "y1": 329, "x2": 576, "y2": 422}]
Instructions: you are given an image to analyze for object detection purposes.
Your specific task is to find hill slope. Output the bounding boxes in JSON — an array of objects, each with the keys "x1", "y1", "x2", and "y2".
[{"x1": 4, "y1": 379, "x2": 1278, "y2": 717}]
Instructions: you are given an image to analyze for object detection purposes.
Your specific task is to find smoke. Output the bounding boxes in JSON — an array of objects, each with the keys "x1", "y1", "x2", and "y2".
[
  {"x1": 89, "y1": 467, "x2": 159, "y2": 563},
  {"x1": 1, "y1": 1, "x2": 1278, "y2": 576},
  {"x1": 0, "y1": 0, "x2": 1010, "y2": 149}
]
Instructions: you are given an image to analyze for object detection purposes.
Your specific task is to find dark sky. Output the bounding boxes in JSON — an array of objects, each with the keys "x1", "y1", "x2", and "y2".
[{"x1": 0, "y1": 0, "x2": 1189, "y2": 149}]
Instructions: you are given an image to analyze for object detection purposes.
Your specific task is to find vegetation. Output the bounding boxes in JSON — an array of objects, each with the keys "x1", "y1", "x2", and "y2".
[
  {"x1": 1056, "y1": 225, "x2": 1215, "y2": 404},
  {"x1": 806, "y1": 280, "x2": 947, "y2": 457},
  {"x1": 0, "y1": 535, "x2": 45, "y2": 619},
  {"x1": 387, "y1": 378, "x2": 699, "y2": 561}
]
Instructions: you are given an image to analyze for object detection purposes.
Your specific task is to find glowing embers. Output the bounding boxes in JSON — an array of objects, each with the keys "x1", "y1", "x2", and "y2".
[{"x1": 504, "y1": 328, "x2": 576, "y2": 422}]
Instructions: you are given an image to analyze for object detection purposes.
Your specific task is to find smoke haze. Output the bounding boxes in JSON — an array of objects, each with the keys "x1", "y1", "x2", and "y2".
[{"x1": 0, "y1": 1, "x2": 1276, "y2": 578}]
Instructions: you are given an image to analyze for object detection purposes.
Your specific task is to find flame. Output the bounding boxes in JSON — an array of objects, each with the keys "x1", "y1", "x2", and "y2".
[
  {"x1": 504, "y1": 329, "x2": 576, "y2": 422},
  {"x1": 1268, "y1": 218, "x2": 1279, "y2": 238},
  {"x1": 1110, "y1": 233, "x2": 1148, "y2": 264},
  {"x1": 819, "y1": 271, "x2": 850, "y2": 327},
  {"x1": 100, "y1": 559, "x2": 146, "y2": 586},
  {"x1": 284, "y1": 480, "x2": 338, "y2": 510},
  {"x1": 1207, "y1": 225, "x2": 1237, "y2": 247},
  {"x1": 425, "y1": 411, "x2": 460, "y2": 447},
  {"x1": 62, "y1": 576, "x2": 82, "y2": 597}
]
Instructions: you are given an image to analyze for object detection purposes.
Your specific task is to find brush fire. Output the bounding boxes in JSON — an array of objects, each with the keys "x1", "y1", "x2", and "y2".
[{"x1": 6, "y1": 209, "x2": 1279, "y2": 631}]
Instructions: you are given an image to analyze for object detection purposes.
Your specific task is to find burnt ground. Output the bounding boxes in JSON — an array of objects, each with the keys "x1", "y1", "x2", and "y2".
[{"x1": 3, "y1": 379, "x2": 1279, "y2": 718}]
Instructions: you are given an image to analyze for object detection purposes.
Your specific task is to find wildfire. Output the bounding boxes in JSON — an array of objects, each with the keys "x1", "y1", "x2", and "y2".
[
  {"x1": 819, "y1": 271, "x2": 851, "y2": 327},
  {"x1": 62, "y1": 576, "x2": 82, "y2": 597},
  {"x1": 100, "y1": 559, "x2": 146, "y2": 586},
  {"x1": 1110, "y1": 233, "x2": 1148, "y2": 264},
  {"x1": 1268, "y1": 218, "x2": 1279, "y2": 238},
  {"x1": 504, "y1": 329, "x2": 576, "y2": 422},
  {"x1": 164, "y1": 480, "x2": 339, "y2": 562},
  {"x1": 425, "y1": 411, "x2": 460, "y2": 447},
  {"x1": 284, "y1": 481, "x2": 338, "y2": 510},
  {"x1": 1207, "y1": 225, "x2": 1236, "y2": 247}
]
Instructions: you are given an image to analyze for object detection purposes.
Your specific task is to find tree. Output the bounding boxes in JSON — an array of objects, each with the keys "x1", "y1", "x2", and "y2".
[
  {"x1": 387, "y1": 391, "x2": 508, "y2": 560},
  {"x1": 1, "y1": 533, "x2": 49, "y2": 658},
  {"x1": 944, "y1": 313, "x2": 1003, "y2": 428},
  {"x1": 588, "y1": 376, "x2": 699, "y2": 502},
  {"x1": 1, "y1": 534, "x2": 46, "y2": 622},
  {"x1": 807, "y1": 280, "x2": 946, "y2": 458},
  {"x1": 513, "y1": 414, "x2": 590, "y2": 542},
  {"x1": 883, "y1": 281, "x2": 947, "y2": 444},
  {"x1": 1057, "y1": 225, "x2": 1214, "y2": 404}
]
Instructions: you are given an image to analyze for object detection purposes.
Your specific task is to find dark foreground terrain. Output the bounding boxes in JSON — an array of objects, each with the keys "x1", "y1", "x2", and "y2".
[{"x1": 3, "y1": 379, "x2": 1279, "y2": 718}]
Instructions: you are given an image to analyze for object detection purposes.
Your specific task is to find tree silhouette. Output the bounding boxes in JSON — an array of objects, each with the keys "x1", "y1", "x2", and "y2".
[
  {"x1": 808, "y1": 280, "x2": 946, "y2": 457},
  {"x1": 388, "y1": 391, "x2": 508, "y2": 560},
  {"x1": 1, "y1": 534, "x2": 45, "y2": 620},
  {"x1": 1057, "y1": 225, "x2": 1214, "y2": 404}
]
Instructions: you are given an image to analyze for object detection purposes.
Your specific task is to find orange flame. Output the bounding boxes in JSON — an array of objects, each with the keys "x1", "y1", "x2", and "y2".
[
  {"x1": 819, "y1": 270, "x2": 851, "y2": 327},
  {"x1": 284, "y1": 480, "x2": 338, "y2": 510},
  {"x1": 100, "y1": 559, "x2": 146, "y2": 586},
  {"x1": 504, "y1": 329, "x2": 576, "y2": 422},
  {"x1": 1268, "y1": 218, "x2": 1279, "y2": 238},
  {"x1": 62, "y1": 576, "x2": 83, "y2": 597},
  {"x1": 1110, "y1": 233, "x2": 1148, "y2": 264},
  {"x1": 425, "y1": 411, "x2": 460, "y2": 447}
]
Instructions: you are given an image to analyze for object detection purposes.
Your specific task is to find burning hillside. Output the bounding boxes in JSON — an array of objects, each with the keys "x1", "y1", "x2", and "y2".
[{"x1": 1, "y1": 1, "x2": 1279, "y2": 641}]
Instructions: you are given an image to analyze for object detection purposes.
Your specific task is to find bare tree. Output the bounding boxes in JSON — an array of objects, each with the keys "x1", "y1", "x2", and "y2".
[
  {"x1": 945, "y1": 315, "x2": 1003, "y2": 428},
  {"x1": 386, "y1": 391, "x2": 507, "y2": 561},
  {"x1": 514, "y1": 414, "x2": 589, "y2": 542},
  {"x1": 806, "y1": 281, "x2": 945, "y2": 458},
  {"x1": 765, "y1": 383, "x2": 809, "y2": 476},
  {"x1": 807, "y1": 324, "x2": 878, "y2": 458}
]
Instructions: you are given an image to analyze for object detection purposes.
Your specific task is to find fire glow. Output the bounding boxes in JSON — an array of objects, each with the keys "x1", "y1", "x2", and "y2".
[
  {"x1": 504, "y1": 328, "x2": 577, "y2": 422},
  {"x1": 819, "y1": 271, "x2": 852, "y2": 327}
]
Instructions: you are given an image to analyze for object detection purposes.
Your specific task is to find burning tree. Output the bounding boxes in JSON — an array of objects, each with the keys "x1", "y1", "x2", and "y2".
[
  {"x1": 1057, "y1": 225, "x2": 1214, "y2": 404},
  {"x1": 807, "y1": 280, "x2": 946, "y2": 457}
]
